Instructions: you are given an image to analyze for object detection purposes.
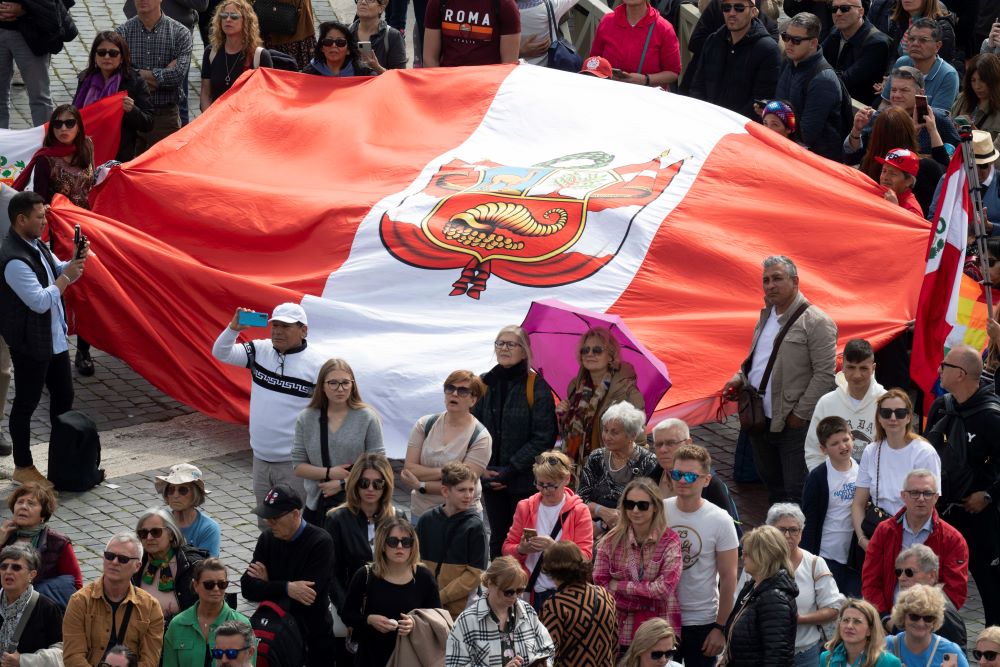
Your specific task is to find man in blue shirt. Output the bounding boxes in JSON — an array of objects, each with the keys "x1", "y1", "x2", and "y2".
[
  {"x1": 0, "y1": 191, "x2": 87, "y2": 486},
  {"x1": 881, "y1": 18, "x2": 959, "y2": 110}
]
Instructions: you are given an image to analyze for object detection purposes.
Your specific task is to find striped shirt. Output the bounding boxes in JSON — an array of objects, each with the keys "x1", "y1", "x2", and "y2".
[{"x1": 116, "y1": 14, "x2": 192, "y2": 108}]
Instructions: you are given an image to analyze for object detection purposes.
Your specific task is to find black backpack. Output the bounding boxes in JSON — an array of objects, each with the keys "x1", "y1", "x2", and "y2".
[
  {"x1": 811, "y1": 59, "x2": 856, "y2": 140},
  {"x1": 925, "y1": 394, "x2": 1000, "y2": 503},
  {"x1": 47, "y1": 411, "x2": 104, "y2": 491},
  {"x1": 250, "y1": 600, "x2": 305, "y2": 667}
]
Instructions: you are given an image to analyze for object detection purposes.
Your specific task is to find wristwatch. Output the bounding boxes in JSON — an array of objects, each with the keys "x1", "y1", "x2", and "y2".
[
  {"x1": 419, "y1": 482, "x2": 427, "y2": 494},
  {"x1": 711, "y1": 623, "x2": 725, "y2": 633},
  {"x1": 339, "y1": 479, "x2": 346, "y2": 491}
]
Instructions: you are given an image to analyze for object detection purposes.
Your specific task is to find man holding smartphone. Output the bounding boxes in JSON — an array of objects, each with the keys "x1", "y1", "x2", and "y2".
[{"x1": 212, "y1": 302, "x2": 324, "y2": 528}]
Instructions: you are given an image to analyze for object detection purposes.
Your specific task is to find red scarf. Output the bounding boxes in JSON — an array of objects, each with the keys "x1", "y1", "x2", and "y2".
[{"x1": 12, "y1": 144, "x2": 76, "y2": 192}]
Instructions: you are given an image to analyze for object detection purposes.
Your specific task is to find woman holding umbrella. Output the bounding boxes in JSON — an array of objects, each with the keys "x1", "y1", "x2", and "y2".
[
  {"x1": 557, "y1": 327, "x2": 645, "y2": 468},
  {"x1": 474, "y1": 325, "x2": 559, "y2": 559}
]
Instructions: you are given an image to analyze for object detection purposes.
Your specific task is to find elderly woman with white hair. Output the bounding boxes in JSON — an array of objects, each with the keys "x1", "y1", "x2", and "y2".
[
  {"x1": 737, "y1": 502, "x2": 845, "y2": 667},
  {"x1": 131, "y1": 508, "x2": 207, "y2": 625},
  {"x1": 154, "y1": 463, "x2": 220, "y2": 557},
  {"x1": 578, "y1": 401, "x2": 657, "y2": 533}
]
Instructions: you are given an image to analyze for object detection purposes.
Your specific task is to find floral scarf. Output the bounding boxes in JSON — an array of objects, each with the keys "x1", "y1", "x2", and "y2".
[
  {"x1": 143, "y1": 549, "x2": 176, "y2": 592},
  {"x1": 561, "y1": 372, "x2": 611, "y2": 464},
  {"x1": 0, "y1": 585, "x2": 34, "y2": 651}
]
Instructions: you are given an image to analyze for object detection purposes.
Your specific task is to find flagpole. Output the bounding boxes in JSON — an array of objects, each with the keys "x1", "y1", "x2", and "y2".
[{"x1": 959, "y1": 124, "x2": 995, "y2": 320}]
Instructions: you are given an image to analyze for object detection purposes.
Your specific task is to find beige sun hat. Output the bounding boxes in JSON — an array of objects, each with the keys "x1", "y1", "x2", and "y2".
[{"x1": 154, "y1": 463, "x2": 206, "y2": 495}]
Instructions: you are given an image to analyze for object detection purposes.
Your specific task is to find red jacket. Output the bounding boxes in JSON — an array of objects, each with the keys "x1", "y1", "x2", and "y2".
[
  {"x1": 861, "y1": 508, "x2": 968, "y2": 613},
  {"x1": 502, "y1": 488, "x2": 593, "y2": 578}
]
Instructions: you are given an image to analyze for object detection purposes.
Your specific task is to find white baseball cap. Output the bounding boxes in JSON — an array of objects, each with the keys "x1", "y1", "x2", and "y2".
[{"x1": 269, "y1": 302, "x2": 307, "y2": 325}]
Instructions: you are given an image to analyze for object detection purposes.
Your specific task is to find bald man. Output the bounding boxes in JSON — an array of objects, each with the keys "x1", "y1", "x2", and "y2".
[{"x1": 925, "y1": 344, "x2": 1000, "y2": 624}]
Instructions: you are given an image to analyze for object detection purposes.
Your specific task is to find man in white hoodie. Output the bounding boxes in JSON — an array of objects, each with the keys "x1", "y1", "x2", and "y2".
[{"x1": 804, "y1": 338, "x2": 886, "y2": 471}]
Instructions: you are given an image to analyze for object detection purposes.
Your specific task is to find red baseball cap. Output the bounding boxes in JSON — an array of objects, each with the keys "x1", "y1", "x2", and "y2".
[
  {"x1": 876, "y1": 148, "x2": 920, "y2": 177},
  {"x1": 580, "y1": 56, "x2": 612, "y2": 79}
]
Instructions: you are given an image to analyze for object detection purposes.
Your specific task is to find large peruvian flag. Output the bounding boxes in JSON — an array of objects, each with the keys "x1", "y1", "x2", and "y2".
[{"x1": 45, "y1": 66, "x2": 930, "y2": 456}]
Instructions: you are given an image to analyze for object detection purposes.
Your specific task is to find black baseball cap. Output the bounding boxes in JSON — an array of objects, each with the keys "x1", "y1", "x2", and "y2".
[{"x1": 253, "y1": 483, "x2": 303, "y2": 519}]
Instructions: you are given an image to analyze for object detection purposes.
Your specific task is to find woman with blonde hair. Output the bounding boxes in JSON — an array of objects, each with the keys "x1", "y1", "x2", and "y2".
[
  {"x1": 199, "y1": 0, "x2": 272, "y2": 109},
  {"x1": 475, "y1": 325, "x2": 558, "y2": 558},
  {"x1": 292, "y1": 358, "x2": 384, "y2": 524},
  {"x1": 886, "y1": 585, "x2": 968, "y2": 667},
  {"x1": 594, "y1": 478, "x2": 681, "y2": 652},
  {"x1": 446, "y1": 556, "x2": 555, "y2": 666},
  {"x1": 721, "y1": 525, "x2": 797, "y2": 667},
  {"x1": 343, "y1": 518, "x2": 440, "y2": 667},
  {"x1": 558, "y1": 327, "x2": 644, "y2": 466},
  {"x1": 820, "y1": 599, "x2": 900, "y2": 667},
  {"x1": 618, "y1": 618, "x2": 680, "y2": 667},
  {"x1": 975, "y1": 627, "x2": 1000, "y2": 667},
  {"x1": 502, "y1": 450, "x2": 593, "y2": 611}
]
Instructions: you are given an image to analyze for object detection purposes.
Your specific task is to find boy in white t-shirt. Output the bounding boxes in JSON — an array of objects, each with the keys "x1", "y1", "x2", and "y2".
[
  {"x1": 802, "y1": 416, "x2": 861, "y2": 595},
  {"x1": 664, "y1": 444, "x2": 739, "y2": 667}
]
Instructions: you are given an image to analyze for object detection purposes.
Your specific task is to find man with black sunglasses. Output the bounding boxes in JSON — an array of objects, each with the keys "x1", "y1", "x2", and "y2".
[
  {"x1": 820, "y1": 0, "x2": 890, "y2": 104},
  {"x1": 925, "y1": 344, "x2": 1000, "y2": 626},
  {"x1": 882, "y1": 544, "x2": 967, "y2": 649},
  {"x1": 63, "y1": 532, "x2": 164, "y2": 667}
]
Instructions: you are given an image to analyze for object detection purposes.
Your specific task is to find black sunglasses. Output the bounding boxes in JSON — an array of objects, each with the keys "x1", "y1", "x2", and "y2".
[
  {"x1": 580, "y1": 345, "x2": 604, "y2": 355},
  {"x1": 974, "y1": 651, "x2": 999, "y2": 661},
  {"x1": 720, "y1": 3, "x2": 748, "y2": 11},
  {"x1": 535, "y1": 455, "x2": 563, "y2": 466},
  {"x1": 650, "y1": 650, "x2": 676, "y2": 660},
  {"x1": 51, "y1": 118, "x2": 78, "y2": 130},
  {"x1": 320, "y1": 37, "x2": 348, "y2": 47},
  {"x1": 137, "y1": 527, "x2": 164, "y2": 539},
  {"x1": 907, "y1": 613, "x2": 936, "y2": 624},
  {"x1": 878, "y1": 407, "x2": 909, "y2": 419},
  {"x1": 0, "y1": 563, "x2": 25, "y2": 572},
  {"x1": 386, "y1": 536, "x2": 414, "y2": 548},
  {"x1": 623, "y1": 499, "x2": 651, "y2": 511},
  {"x1": 201, "y1": 580, "x2": 229, "y2": 590},
  {"x1": 895, "y1": 567, "x2": 916, "y2": 578},
  {"x1": 444, "y1": 383, "x2": 472, "y2": 397},
  {"x1": 831, "y1": 3, "x2": 861, "y2": 10},
  {"x1": 96, "y1": 48, "x2": 121, "y2": 57},
  {"x1": 781, "y1": 32, "x2": 812, "y2": 45},
  {"x1": 502, "y1": 587, "x2": 526, "y2": 596},
  {"x1": 358, "y1": 478, "x2": 386, "y2": 490},
  {"x1": 211, "y1": 647, "x2": 251, "y2": 660},
  {"x1": 104, "y1": 551, "x2": 139, "y2": 564}
]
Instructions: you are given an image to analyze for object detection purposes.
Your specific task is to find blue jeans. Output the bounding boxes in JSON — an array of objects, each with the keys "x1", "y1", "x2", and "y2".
[
  {"x1": 794, "y1": 643, "x2": 820, "y2": 667},
  {"x1": 0, "y1": 29, "x2": 52, "y2": 127}
]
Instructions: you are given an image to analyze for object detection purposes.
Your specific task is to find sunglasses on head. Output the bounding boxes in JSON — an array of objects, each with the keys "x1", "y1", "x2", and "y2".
[
  {"x1": 878, "y1": 407, "x2": 909, "y2": 419},
  {"x1": 535, "y1": 455, "x2": 563, "y2": 466},
  {"x1": 219, "y1": 11, "x2": 242, "y2": 19},
  {"x1": 502, "y1": 587, "x2": 526, "y2": 597},
  {"x1": 137, "y1": 527, "x2": 164, "y2": 540},
  {"x1": 96, "y1": 48, "x2": 121, "y2": 57},
  {"x1": 974, "y1": 651, "x2": 999, "y2": 661},
  {"x1": 201, "y1": 579, "x2": 229, "y2": 590},
  {"x1": 0, "y1": 562, "x2": 25, "y2": 572},
  {"x1": 650, "y1": 650, "x2": 676, "y2": 660},
  {"x1": 720, "y1": 3, "x2": 748, "y2": 11},
  {"x1": 210, "y1": 647, "x2": 251, "y2": 660},
  {"x1": 320, "y1": 37, "x2": 348, "y2": 47},
  {"x1": 358, "y1": 477, "x2": 386, "y2": 490},
  {"x1": 51, "y1": 118, "x2": 78, "y2": 130},
  {"x1": 386, "y1": 536, "x2": 414, "y2": 548},
  {"x1": 895, "y1": 567, "x2": 917, "y2": 578},
  {"x1": 907, "y1": 613, "x2": 936, "y2": 624},
  {"x1": 104, "y1": 551, "x2": 139, "y2": 564},
  {"x1": 580, "y1": 345, "x2": 604, "y2": 355},
  {"x1": 623, "y1": 499, "x2": 651, "y2": 511},
  {"x1": 444, "y1": 383, "x2": 472, "y2": 397},
  {"x1": 781, "y1": 32, "x2": 811, "y2": 45},
  {"x1": 165, "y1": 484, "x2": 191, "y2": 496},
  {"x1": 669, "y1": 469, "x2": 702, "y2": 483},
  {"x1": 831, "y1": 3, "x2": 860, "y2": 10}
]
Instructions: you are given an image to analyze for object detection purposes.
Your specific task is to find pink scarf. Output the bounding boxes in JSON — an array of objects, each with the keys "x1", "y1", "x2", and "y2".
[{"x1": 73, "y1": 71, "x2": 122, "y2": 109}]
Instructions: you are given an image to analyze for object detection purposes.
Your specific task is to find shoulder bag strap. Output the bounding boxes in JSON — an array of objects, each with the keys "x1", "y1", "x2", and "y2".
[
  {"x1": 116, "y1": 601, "x2": 134, "y2": 645},
  {"x1": 9, "y1": 589, "x2": 40, "y2": 647},
  {"x1": 526, "y1": 510, "x2": 572, "y2": 591},
  {"x1": 253, "y1": 46, "x2": 263, "y2": 68},
  {"x1": 423, "y1": 413, "x2": 441, "y2": 438},
  {"x1": 637, "y1": 21, "x2": 655, "y2": 73},
  {"x1": 756, "y1": 301, "x2": 811, "y2": 393},
  {"x1": 544, "y1": 0, "x2": 558, "y2": 42}
]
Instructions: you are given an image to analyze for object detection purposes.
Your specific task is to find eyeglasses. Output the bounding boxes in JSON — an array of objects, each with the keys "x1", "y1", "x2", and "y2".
[
  {"x1": 104, "y1": 551, "x2": 139, "y2": 564},
  {"x1": 831, "y1": 4, "x2": 861, "y2": 10},
  {"x1": 137, "y1": 527, "x2": 165, "y2": 540},
  {"x1": 535, "y1": 481, "x2": 561, "y2": 490},
  {"x1": 895, "y1": 567, "x2": 917, "y2": 578},
  {"x1": 974, "y1": 651, "x2": 999, "y2": 661},
  {"x1": 385, "y1": 536, "x2": 414, "y2": 548},
  {"x1": 494, "y1": 341, "x2": 522, "y2": 350},
  {"x1": 580, "y1": 345, "x2": 604, "y2": 355},
  {"x1": 210, "y1": 647, "x2": 251, "y2": 660},
  {"x1": 0, "y1": 563, "x2": 25, "y2": 572},
  {"x1": 781, "y1": 32, "x2": 812, "y2": 45},
  {"x1": 218, "y1": 11, "x2": 242, "y2": 19},
  {"x1": 201, "y1": 579, "x2": 230, "y2": 590},
  {"x1": 444, "y1": 383, "x2": 472, "y2": 397},
  {"x1": 358, "y1": 478, "x2": 386, "y2": 490},
  {"x1": 654, "y1": 438, "x2": 689, "y2": 448},
  {"x1": 903, "y1": 490, "x2": 937, "y2": 499},
  {"x1": 51, "y1": 118, "x2": 78, "y2": 130},
  {"x1": 650, "y1": 650, "x2": 676, "y2": 660},
  {"x1": 502, "y1": 587, "x2": 526, "y2": 597},
  {"x1": 775, "y1": 526, "x2": 802, "y2": 535},
  {"x1": 165, "y1": 484, "x2": 191, "y2": 496},
  {"x1": 939, "y1": 361, "x2": 968, "y2": 374},
  {"x1": 325, "y1": 380, "x2": 353, "y2": 390},
  {"x1": 669, "y1": 469, "x2": 703, "y2": 483},
  {"x1": 878, "y1": 407, "x2": 909, "y2": 419},
  {"x1": 907, "y1": 613, "x2": 936, "y2": 624},
  {"x1": 720, "y1": 3, "x2": 748, "y2": 11},
  {"x1": 96, "y1": 48, "x2": 121, "y2": 57},
  {"x1": 320, "y1": 37, "x2": 349, "y2": 47},
  {"x1": 623, "y1": 499, "x2": 652, "y2": 511}
]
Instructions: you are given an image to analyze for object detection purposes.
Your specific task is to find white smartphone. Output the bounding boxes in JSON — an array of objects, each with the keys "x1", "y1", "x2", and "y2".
[{"x1": 358, "y1": 41, "x2": 373, "y2": 58}]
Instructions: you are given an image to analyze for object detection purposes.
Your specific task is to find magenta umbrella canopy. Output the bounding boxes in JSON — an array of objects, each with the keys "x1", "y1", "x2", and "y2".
[{"x1": 520, "y1": 299, "x2": 671, "y2": 420}]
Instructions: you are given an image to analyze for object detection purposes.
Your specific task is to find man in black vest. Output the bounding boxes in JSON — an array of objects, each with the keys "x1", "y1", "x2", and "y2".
[{"x1": 0, "y1": 191, "x2": 87, "y2": 485}]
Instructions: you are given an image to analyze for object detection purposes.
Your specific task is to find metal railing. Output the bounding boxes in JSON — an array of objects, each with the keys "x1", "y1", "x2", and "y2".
[{"x1": 567, "y1": 0, "x2": 613, "y2": 58}]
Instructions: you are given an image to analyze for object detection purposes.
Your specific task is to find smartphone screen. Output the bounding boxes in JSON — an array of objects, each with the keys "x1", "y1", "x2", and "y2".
[
  {"x1": 359, "y1": 41, "x2": 373, "y2": 55},
  {"x1": 611, "y1": 68, "x2": 625, "y2": 81},
  {"x1": 522, "y1": 528, "x2": 537, "y2": 540},
  {"x1": 238, "y1": 311, "x2": 269, "y2": 327},
  {"x1": 915, "y1": 94, "x2": 929, "y2": 122}
]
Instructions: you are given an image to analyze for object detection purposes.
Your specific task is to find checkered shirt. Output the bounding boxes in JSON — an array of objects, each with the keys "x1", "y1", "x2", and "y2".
[
  {"x1": 115, "y1": 14, "x2": 192, "y2": 108},
  {"x1": 446, "y1": 596, "x2": 555, "y2": 667}
]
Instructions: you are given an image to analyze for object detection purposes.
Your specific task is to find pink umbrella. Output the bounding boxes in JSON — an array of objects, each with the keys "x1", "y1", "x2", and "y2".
[{"x1": 520, "y1": 299, "x2": 671, "y2": 420}]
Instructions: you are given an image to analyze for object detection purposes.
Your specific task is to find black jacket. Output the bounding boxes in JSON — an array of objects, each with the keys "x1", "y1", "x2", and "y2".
[
  {"x1": 822, "y1": 20, "x2": 891, "y2": 105},
  {"x1": 73, "y1": 68, "x2": 154, "y2": 163},
  {"x1": 801, "y1": 461, "x2": 829, "y2": 555},
  {"x1": 16, "y1": 0, "x2": 77, "y2": 56},
  {"x1": 689, "y1": 19, "x2": 780, "y2": 118},
  {"x1": 472, "y1": 361, "x2": 558, "y2": 495},
  {"x1": 416, "y1": 505, "x2": 488, "y2": 570},
  {"x1": 349, "y1": 19, "x2": 407, "y2": 70},
  {"x1": 323, "y1": 506, "x2": 405, "y2": 612},
  {"x1": 131, "y1": 543, "x2": 206, "y2": 618},
  {"x1": 0, "y1": 230, "x2": 61, "y2": 361},
  {"x1": 0, "y1": 591, "x2": 63, "y2": 653},
  {"x1": 724, "y1": 569, "x2": 798, "y2": 667},
  {"x1": 775, "y1": 50, "x2": 845, "y2": 161},
  {"x1": 925, "y1": 386, "x2": 1000, "y2": 501}
]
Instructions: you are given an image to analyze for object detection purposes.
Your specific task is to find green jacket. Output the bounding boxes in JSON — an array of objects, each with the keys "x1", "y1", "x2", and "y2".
[{"x1": 162, "y1": 601, "x2": 253, "y2": 667}]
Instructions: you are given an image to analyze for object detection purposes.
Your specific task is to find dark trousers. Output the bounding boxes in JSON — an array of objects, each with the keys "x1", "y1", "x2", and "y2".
[
  {"x1": 943, "y1": 503, "x2": 1000, "y2": 625},
  {"x1": 678, "y1": 623, "x2": 719, "y2": 667},
  {"x1": 483, "y1": 485, "x2": 530, "y2": 558},
  {"x1": 386, "y1": 0, "x2": 408, "y2": 31},
  {"x1": 9, "y1": 349, "x2": 73, "y2": 468},
  {"x1": 826, "y1": 559, "x2": 861, "y2": 597},
  {"x1": 749, "y1": 419, "x2": 809, "y2": 504},
  {"x1": 531, "y1": 588, "x2": 556, "y2": 613}
]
